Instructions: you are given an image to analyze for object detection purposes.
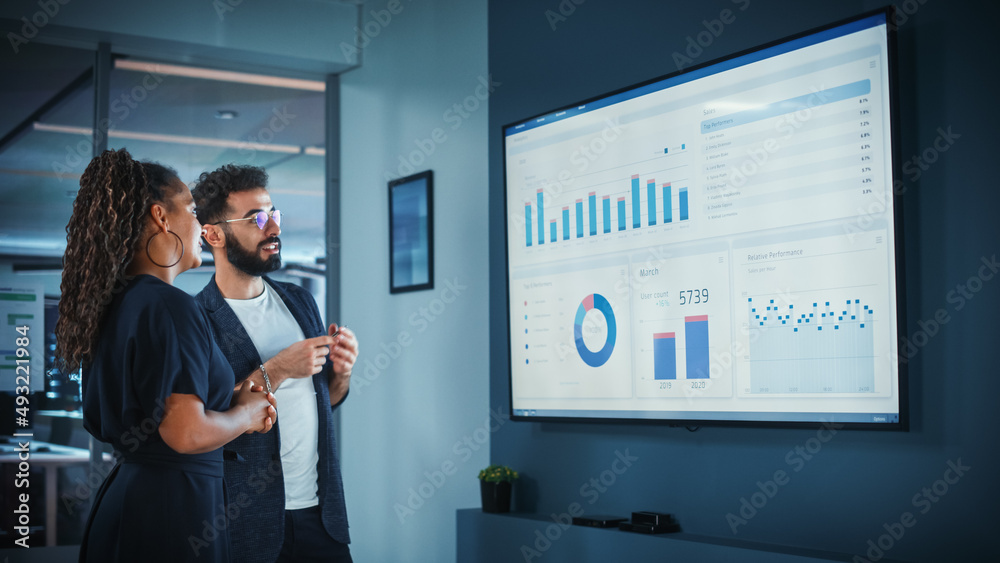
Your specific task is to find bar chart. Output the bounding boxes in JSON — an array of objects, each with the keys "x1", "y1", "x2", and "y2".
[
  {"x1": 537, "y1": 189, "x2": 544, "y2": 245},
  {"x1": 522, "y1": 171, "x2": 690, "y2": 247},
  {"x1": 685, "y1": 315, "x2": 709, "y2": 379},
  {"x1": 631, "y1": 250, "x2": 732, "y2": 398},
  {"x1": 652, "y1": 315, "x2": 710, "y2": 380},
  {"x1": 652, "y1": 332, "x2": 677, "y2": 380},
  {"x1": 747, "y1": 296, "x2": 876, "y2": 394}
]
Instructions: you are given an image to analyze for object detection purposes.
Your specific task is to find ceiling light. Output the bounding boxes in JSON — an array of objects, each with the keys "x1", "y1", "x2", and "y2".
[
  {"x1": 114, "y1": 59, "x2": 325, "y2": 92},
  {"x1": 33, "y1": 122, "x2": 307, "y2": 155}
]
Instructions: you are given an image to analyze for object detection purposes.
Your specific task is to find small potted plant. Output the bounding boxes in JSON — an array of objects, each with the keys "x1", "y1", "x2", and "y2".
[{"x1": 478, "y1": 464, "x2": 518, "y2": 513}]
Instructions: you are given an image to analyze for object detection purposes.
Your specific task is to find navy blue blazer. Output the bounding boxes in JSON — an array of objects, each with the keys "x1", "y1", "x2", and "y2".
[{"x1": 196, "y1": 275, "x2": 349, "y2": 563}]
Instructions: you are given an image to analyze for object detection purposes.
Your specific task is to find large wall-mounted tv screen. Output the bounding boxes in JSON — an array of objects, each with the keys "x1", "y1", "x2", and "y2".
[{"x1": 503, "y1": 9, "x2": 906, "y2": 429}]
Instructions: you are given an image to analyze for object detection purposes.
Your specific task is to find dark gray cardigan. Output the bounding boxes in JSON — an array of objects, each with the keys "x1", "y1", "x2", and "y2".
[{"x1": 196, "y1": 275, "x2": 349, "y2": 563}]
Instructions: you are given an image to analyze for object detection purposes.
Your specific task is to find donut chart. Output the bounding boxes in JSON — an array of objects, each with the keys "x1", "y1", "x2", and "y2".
[{"x1": 574, "y1": 293, "x2": 617, "y2": 367}]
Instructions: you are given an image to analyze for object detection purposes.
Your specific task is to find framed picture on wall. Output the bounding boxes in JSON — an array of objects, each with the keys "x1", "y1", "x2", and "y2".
[{"x1": 389, "y1": 170, "x2": 434, "y2": 293}]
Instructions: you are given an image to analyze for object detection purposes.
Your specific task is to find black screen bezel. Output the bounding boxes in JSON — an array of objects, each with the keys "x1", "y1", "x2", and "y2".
[{"x1": 500, "y1": 7, "x2": 908, "y2": 431}]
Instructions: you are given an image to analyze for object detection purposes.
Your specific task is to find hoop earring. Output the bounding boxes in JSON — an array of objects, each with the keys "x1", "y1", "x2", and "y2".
[{"x1": 146, "y1": 230, "x2": 185, "y2": 268}]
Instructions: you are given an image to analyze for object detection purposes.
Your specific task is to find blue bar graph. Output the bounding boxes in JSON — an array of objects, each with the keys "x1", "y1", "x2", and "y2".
[
  {"x1": 653, "y1": 332, "x2": 677, "y2": 380},
  {"x1": 525, "y1": 203, "x2": 532, "y2": 247},
  {"x1": 602, "y1": 196, "x2": 611, "y2": 233},
  {"x1": 685, "y1": 315, "x2": 709, "y2": 379},
  {"x1": 523, "y1": 173, "x2": 692, "y2": 248},
  {"x1": 647, "y1": 180, "x2": 657, "y2": 226},
  {"x1": 536, "y1": 189, "x2": 545, "y2": 244},
  {"x1": 588, "y1": 192, "x2": 597, "y2": 236},
  {"x1": 550, "y1": 220, "x2": 556, "y2": 242},
  {"x1": 631, "y1": 175, "x2": 640, "y2": 229},
  {"x1": 663, "y1": 183, "x2": 672, "y2": 223},
  {"x1": 575, "y1": 199, "x2": 583, "y2": 238}
]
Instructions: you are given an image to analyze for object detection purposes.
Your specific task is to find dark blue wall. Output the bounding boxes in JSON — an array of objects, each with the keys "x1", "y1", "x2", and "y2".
[{"x1": 488, "y1": 1, "x2": 1000, "y2": 561}]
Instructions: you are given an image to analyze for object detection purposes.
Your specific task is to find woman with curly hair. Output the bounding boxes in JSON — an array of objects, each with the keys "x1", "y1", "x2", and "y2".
[{"x1": 56, "y1": 148, "x2": 277, "y2": 562}]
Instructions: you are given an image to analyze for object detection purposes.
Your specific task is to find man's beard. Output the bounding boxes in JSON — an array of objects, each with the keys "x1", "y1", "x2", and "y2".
[{"x1": 226, "y1": 234, "x2": 282, "y2": 277}]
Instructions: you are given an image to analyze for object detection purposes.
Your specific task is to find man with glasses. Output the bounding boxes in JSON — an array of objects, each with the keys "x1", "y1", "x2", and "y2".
[{"x1": 192, "y1": 164, "x2": 356, "y2": 563}]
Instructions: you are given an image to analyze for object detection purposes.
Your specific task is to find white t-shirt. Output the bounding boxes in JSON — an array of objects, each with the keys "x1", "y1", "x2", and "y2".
[{"x1": 225, "y1": 281, "x2": 320, "y2": 510}]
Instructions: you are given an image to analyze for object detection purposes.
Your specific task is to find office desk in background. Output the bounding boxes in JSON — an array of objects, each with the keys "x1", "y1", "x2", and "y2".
[{"x1": 0, "y1": 437, "x2": 113, "y2": 546}]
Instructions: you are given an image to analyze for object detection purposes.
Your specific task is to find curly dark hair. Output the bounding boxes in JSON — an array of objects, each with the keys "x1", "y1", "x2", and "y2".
[
  {"x1": 191, "y1": 164, "x2": 268, "y2": 226},
  {"x1": 55, "y1": 148, "x2": 180, "y2": 372}
]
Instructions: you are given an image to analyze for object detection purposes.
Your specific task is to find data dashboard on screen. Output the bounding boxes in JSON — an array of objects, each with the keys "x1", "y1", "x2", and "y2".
[{"x1": 503, "y1": 10, "x2": 906, "y2": 428}]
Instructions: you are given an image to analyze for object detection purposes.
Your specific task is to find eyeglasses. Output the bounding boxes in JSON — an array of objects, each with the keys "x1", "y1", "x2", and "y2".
[{"x1": 213, "y1": 209, "x2": 281, "y2": 230}]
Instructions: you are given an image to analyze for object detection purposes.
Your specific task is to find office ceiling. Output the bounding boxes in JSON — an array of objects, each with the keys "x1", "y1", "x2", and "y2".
[{"x1": 0, "y1": 42, "x2": 328, "y2": 264}]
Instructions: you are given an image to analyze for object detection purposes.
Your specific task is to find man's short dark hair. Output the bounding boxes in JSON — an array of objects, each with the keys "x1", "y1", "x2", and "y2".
[{"x1": 192, "y1": 164, "x2": 269, "y2": 225}]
